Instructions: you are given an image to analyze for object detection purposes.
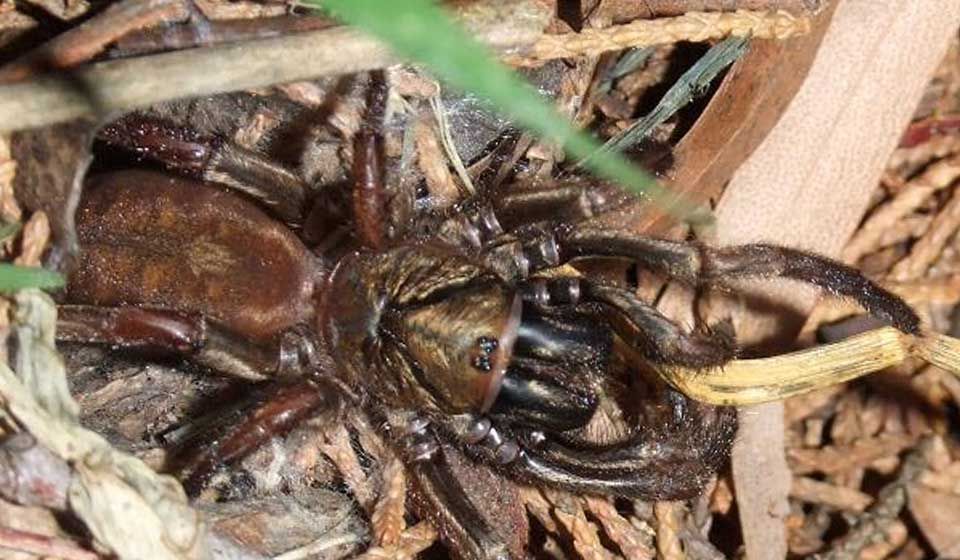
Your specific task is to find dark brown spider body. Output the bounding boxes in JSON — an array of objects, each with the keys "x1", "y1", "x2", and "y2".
[
  {"x1": 55, "y1": 76, "x2": 923, "y2": 560},
  {"x1": 70, "y1": 170, "x2": 317, "y2": 342}
]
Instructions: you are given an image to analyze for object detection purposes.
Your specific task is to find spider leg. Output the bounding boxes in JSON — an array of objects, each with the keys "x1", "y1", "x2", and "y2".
[
  {"x1": 57, "y1": 305, "x2": 318, "y2": 381},
  {"x1": 352, "y1": 69, "x2": 389, "y2": 250},
  {"x1": 382, "y1": 414, "x2": 515, "y2": 560},
  {"x1": 408, "y1": 448, "x2": 513, "y2": 560},
  {"x1": 99, "y1": 114, "x2": 308, "y2": 225},
  {"x1": 177, "y1": 379, "x2": 335, "y2": 495},
  {"x1": 554, "y1": 230, "x2": 921, "y2": 334},
  {"x1": 491, "y1": 179, "x2": 633, "y2": 232},
  {"x1": 443, "y1": 405, "x2": 736, "y2": 500},
  {"x1": 436, "y1": 181, "x2": 630, "y2": 277},
  {"x1": 522, "y1": 277, "x2": 734, "y2": 368}
]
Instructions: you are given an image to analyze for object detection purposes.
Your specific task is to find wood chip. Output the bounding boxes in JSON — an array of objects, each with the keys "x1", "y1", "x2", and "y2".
[
  {"x1": 583, "y1": 496, "x2": 655, "y2": 559},
  {"x1": 790, "y1": 477, "x2": 873, "y2": 512},
  {"x1": 654, "y1": 501, "x2": 684, "y2": 560},
  {"x1": 788, "y1": 434, "x2": 916, "y2": 476}
]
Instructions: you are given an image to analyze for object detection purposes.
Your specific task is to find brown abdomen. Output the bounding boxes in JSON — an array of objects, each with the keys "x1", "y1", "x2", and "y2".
[{"x1": 70, "y1": 170, "x2": 316, "y2": 342}]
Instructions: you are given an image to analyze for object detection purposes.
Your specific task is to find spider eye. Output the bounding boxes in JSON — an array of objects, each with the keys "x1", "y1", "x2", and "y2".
[
  {"x1": 395, "y1": 289, "x2": 521, "y2": 413},
  {"x1": 470, "y1": 336, "x2": 498, "y2": 371}
]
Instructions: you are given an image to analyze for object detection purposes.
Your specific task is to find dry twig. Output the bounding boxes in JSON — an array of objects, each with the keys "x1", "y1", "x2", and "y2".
[
  {"x1": 508, "y1": 10, "x2": 811, "y2": 65},
  {"x1": 790, "y1": 477, "x2": 873, "y2": 512},
  {"x1": 0, "y1": 0, "x2": 190, "y2": 82},
  {"x1": 0, "y1": 8, "x2": 815, "y2": 131}
]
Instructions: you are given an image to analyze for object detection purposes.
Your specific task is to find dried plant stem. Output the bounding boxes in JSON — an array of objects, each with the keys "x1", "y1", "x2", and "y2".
[
  {"x1": 0, "y1": 0, "x2": 190, "y2": 83},
  {"x1": 633, "y1": 0, "x2": 823, "y2": 18},
  {"x1": 582, "y1": 496, "x2": 655, "y2": 559},
  {"x1": 660, "y1": 328, "x2": 906, "y2": 405},
  {"x1": 658, "y1": 328, "x2": 960, "y2": 406},
  {"x1": 888, "y1": 134, "x2": 960, "y2": 169},
  {"x1": 507, "y1": 10, "x2": 812, "y2": 65},
  {"x1": 790, "y1": 477, "x2": 873, "y2": 512},
  {"x1": 788, "y1": 435, "x2": 917, "y2": 476},
  {"x1": 654, "y1": 502, "x2": 684, "y2": 560},
  {"x1": 0, "y1": 9, "x2": 809, "y2": 132},
  {"x1": 369, "y1": 458, "x2": 407, "y2": 547}
]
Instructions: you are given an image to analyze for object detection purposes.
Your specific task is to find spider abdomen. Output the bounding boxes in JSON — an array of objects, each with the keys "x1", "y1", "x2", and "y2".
[{"x1": 69, "y1": 170, "x2": 318, "y2": 342}]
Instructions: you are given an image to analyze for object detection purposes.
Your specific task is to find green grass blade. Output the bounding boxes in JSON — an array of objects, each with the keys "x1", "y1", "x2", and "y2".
[
  {"x1": 0, "y1": 264, "x2": 64, "y2": 292},
  {"x1": 312, "y1": 0, "x2": 712, "y2": 226},
  {"x1": 584, "y1": 36, "x2": 747, "y2": 164}
]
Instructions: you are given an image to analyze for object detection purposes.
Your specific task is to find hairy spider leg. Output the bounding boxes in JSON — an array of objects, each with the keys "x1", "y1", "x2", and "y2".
[
  {"x1": 555, "y1": 231, "x2": 921, "y2": 334},
  {"x1": 98, "y1": 114, "x2": 308, "y2": 224},
  {"x1": 519, "y1": 277, "x2": 735, "y2": 369},
  {"x1": 352, "y1": 69, "x2": 389, "y2": 250},
  {"x1": 437, "y1": 401, "x2": 735, "y2": 500},
  {"x1": 178, "y1": 380, "x2": 336, "y2": 496},
  {"x1": 490, "y1": 180, "x2": 634, "y2": 232},
  {"x1": 408, "y1": 445, "x2": 512, "y2": 560},
  {"x1": 57, "y1": 305, "x2": 319, "y2": 381},
  {"x1": 465, "y1": 181, "x2": 919, "y2": 337}
]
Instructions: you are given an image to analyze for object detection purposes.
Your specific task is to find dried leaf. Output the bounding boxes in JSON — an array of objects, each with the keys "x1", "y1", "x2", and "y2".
[{"x1": 0, "y1": 291, "x2": 206, "y2": 559}]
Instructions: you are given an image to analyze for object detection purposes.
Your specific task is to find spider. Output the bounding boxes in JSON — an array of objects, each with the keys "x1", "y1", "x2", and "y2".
[{"x1": 56, "y1": 71, "x2": 920, "y2": 559}]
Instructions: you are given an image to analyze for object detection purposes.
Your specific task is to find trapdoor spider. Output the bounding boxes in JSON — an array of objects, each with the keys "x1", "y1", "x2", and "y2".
[{"x1": 57, "y1": 72, "x2": 920, "y2": 559}]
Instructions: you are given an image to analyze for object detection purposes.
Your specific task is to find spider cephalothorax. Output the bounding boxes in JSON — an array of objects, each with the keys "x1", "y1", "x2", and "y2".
[{"x1": 57, "y1": 72, "x2": 920, "y2": 559}]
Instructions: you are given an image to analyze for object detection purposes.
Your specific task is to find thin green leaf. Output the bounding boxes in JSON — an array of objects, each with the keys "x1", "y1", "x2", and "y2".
[
  {"x1": 584, "y1": 36, "x2": 748, "y2": 164},
  {"x1": 312, "y1": 0, "x2": 712, "y2": 226},
  {"x1": 0, "y1": 264, "x2": 64, "y2": 292}
]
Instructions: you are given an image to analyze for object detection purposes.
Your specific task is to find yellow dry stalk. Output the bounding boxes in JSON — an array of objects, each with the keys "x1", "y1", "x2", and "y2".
[
  {"x1": 507, "y1": 10, "x2": 812, "y2": 66},
  {"x1": 656, "y1": 327, "x2": 960, "y2": 406}
]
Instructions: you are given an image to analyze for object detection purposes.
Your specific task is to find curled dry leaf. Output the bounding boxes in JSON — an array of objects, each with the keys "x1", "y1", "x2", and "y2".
[{"x1": 0, "y1": 291, "x2": 206, "y2": 559}]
